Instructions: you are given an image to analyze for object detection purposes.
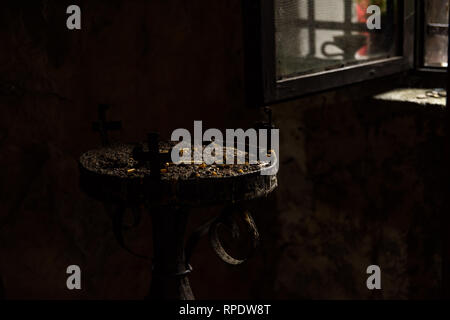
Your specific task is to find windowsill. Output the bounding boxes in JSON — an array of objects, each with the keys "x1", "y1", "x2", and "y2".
[{"x1": 373, "y1": 88, "x2": 446, "y2": 110}]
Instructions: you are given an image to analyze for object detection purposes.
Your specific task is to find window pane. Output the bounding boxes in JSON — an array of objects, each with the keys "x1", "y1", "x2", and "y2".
[
  {"x1": 275, "y1": 0, "x2": 399, "y2": 80},
  {"x1": 424, "y1": 0, "x2": 449, "y2": 67}
]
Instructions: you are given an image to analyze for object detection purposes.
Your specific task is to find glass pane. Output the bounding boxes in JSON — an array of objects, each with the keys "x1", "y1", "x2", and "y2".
[
  {"x1": 275, "y1": 0, "x2": 399, "y2": 80},
  {"x1": 424, "y1": 0, "x2": 449, "y2": 67}
]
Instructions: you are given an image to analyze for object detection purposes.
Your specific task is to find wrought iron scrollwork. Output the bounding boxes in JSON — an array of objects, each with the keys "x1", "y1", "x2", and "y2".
[{"x1": 186, "y1": 205, "x2": 260, "y2": 266}]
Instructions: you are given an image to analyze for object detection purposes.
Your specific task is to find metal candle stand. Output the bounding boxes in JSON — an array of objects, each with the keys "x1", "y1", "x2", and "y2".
[{"x1": 79, "y1": 105, "x2": 278, "y2": 300}]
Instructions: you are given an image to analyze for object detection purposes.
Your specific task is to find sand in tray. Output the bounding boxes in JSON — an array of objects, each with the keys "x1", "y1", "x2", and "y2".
[{"x1": 80, "y1": 143, "x2": 269, "y2": 180}]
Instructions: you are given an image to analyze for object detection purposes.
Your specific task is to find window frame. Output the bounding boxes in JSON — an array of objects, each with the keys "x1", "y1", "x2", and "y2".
[
  {"x1": 415, "y1": 0, "x2": 449, "y2": 72},
  {"x1": 242, "y1": 0, "x2": 416, "y2": 106}
]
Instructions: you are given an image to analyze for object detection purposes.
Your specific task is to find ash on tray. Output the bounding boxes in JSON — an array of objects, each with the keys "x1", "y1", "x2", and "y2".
[{"x1": 79, "y1": 142, "x2": 268, "y2": 180}]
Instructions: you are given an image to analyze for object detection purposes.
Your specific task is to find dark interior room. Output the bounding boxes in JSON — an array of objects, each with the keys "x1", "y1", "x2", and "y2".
[{"x1": 1, "y1": 0, "x2": 450, "y2": 305}]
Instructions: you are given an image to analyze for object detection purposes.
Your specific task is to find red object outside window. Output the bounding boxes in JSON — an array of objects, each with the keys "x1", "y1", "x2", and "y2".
[{"x1": 356, "y1": 0, "x2": 369, "y2": 56}]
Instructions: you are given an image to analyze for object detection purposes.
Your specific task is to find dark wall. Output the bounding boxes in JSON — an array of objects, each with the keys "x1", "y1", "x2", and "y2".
[{"x1": 0, "y1": 0, "x2": 446, "y2": 299}]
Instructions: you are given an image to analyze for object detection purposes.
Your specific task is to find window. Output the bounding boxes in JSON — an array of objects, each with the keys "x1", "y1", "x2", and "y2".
[
  {"x1": 243, "y1": 0, "x2": 415, "y2": 105},
  {"x1": 422, "y1": 0, "x2": 449, "y2": 68},
  {"x1": 276, "y1": 0, "x2": 400, "y2": 79}
]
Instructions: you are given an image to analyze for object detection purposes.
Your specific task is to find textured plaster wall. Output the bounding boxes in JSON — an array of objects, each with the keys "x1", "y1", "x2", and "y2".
[
  {"x1": 0, "y1": 0, "x2": 446, "y2": 299},
  {"x1": 271, "y1": 86, "x2": 445, "y2": 299}
]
